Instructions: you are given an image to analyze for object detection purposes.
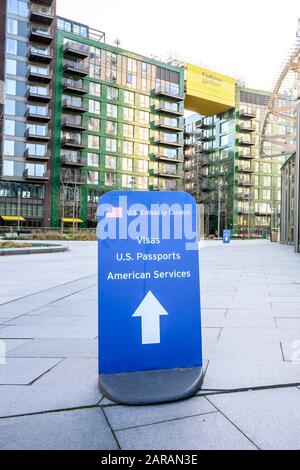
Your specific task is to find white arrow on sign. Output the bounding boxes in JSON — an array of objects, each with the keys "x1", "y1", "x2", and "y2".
[{"x1": 132, "y1": 291, "x2": 169, "y2": 345}]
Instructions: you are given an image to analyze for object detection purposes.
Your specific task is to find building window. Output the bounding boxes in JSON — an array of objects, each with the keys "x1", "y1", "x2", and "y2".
[
  {"x1": 123, "y1": 124, "x2": 134, "y2": 138},
  {"x1": 123, "y1": 141, "x2": 134, "y2": 155},
  {"x1": 2, "y1": 160, "x2": 14, "y2": 176},
  {"x1": 138, "y1": 143, "x2": 149, "y2": 157},
  {"x1": 89, "y1": 99, "x2": 101, "y2": 115},
  {"x1": 87, "y1": 171, "x2": 99, "y2": 185},
  {"x1": 89, "y1": 82, "x2": 101, "y2": 97},
  {"x1": 6, "y1": 39, "x2": 17, "y2": 55},
  {"x1": 106, "y1": 138, "x2": 117, "y2": 153},
  {"x1": 107, "y1": 86, "x2": 119, "y2": 101},
  {"x1": 105, "y1": 173, "x2": 117, "y2": 187},
  {"x1": 7, "y1": 0, "x2": 28, "y2": 17},
  {"x1": 138, "y1": 127, "x2": 149, "y2": 141},
  {"x1": 124, "y1": 91, "x2": 134, "y2": 105},
  {"x1": 124, "y1": 107, "x2": 134, "y2": 122},
  {"x1": 107, "y1": 104, "x2": 118, "y2": 118},
  {"x1": 88, "y1": 135, "x2": 100, "y2": 150},
  {"x1": 7, "y1": 18, "x2": 18, "y2": 35},
  {"x1": 3, "y1": 140, "x2": 15, "y2": 156},
  {"x1": 139, "y1": 94, "x2": 150, "y2": 108},
  {"x1": 137, "y1": 160, "x2": 148, "y2": 174},
  {"x1": 106, "y1": 121, "x2": 118, "y2": 135},
  {"x1": 105, "y1": 155, "x2": 117, "y2": 170},
  {"x1": 88, "y1": 117, "x2": 100, "y2": 132},
  {"x1": 139, "y1": 111, "x2": 149, "y2": 125},
  {"x1": 122, "y1": 158, "x2": 133, "y2": 172},
  {"x1": 122, "y1": 175, "x2": 133, "y2": 189},
  {"x1": 6, "y1": 59, "x2": 17, "y2": 75}
]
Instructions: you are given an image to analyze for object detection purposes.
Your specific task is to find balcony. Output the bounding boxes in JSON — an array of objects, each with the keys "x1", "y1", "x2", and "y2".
[
  {"x1": 238, "y1": 166, "x2": 254, "y2": 174},
  {"x1": 154, "y1": 87, "x2": 184, "y2": 101},
  {"x1": 63, "y1": 78, "x2": 88, "y2": 95},
  {"x1": 62, "y1": 98, "x2": 87, "y2": 113},
  {"x1": 61, "y1": 155, "x2": 85, "y2": 167},
  {"x1": 61, "y1": 116, "x2": 87, "y2": 132},
  {"x1": 23, "y1": 169, "x2": 50, "y2": 182},
  {"x1": 29, "y1": 4, "x2": 54, "y2": 24},
  {"x1": 240, "y1": 109, "x2": 256, "y2": 120},
  {"x1": 24, "y1": 148, "x2": 50, "y2": 162},
  {"x1": 63, "y1": 60, "x2": 89, "y2": 77},
  {"x1": 238, "y1": 180, "x2": 254, "y2": 188},
  {"x1": 155, "y1": 103, "x2": 184, "y2": 116},
  {"x1": 239, "y1": 121, "x2": 256, "y2": 133},
  {"x1": 25, "y1": 128, "x2": 50, "y2": 142},
  {"x1": 238, "y1": 136, "x2": 255, "y2": 147},
  {"x1": 238, "y1": 193, "x2": 255, "y2": 201},
  {"x1": 64, "y1": 41, "x2": 90, "y2": 60},
  {"x1": 154, "y1": 137, "x2": 184, "y2": 148},
  {"x1": 27, "y1": 67, "x2": 52, "y2": 83},
  {"x1": 29, "y1": 25, "x2": 54, "y2": 44},
  {"x1": 237, "y1": 150, "x2": 255, "y2": 160},
  {"x1": 154, "y1": 169, "x2": 182, "y2": 179},
  {"x1": 152, "y1": 182, "x2": 179, "y2": 191},
  {"x1": 201, "y1": 133, "x2": 215, "y2": 142},
  {"x1": 28, "y1": 46, "x2": 53, "y2": 64},
  {"x1": 26, "y1": 87, "x2": 52, "y2": 103},
  {"x1": 61, "y1": 173, "x2": 86, "y2": 185},
  {"x1": 25, "y1": 107, "x2": 51, "y2": 122},
  {"x1": 199, "y1": 119, "x2": 215, "y2": 129},
  {"x1": 154, "y1": 118, "x2": 182, "y2": 132},
  {"x1": 61, "y1": 136, "x2": 86, "y2": 149},
  {"x1": 29, "y1": 0, "x2": 54, "y2": 5},
  {"x1": 154, "y1": 153, "x2": 183, "y2": 164}
]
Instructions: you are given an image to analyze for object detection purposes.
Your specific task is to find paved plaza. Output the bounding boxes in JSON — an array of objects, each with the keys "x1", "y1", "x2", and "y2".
[{"x1": 0, "y1": 240, "x2": 300, "y2": 450}]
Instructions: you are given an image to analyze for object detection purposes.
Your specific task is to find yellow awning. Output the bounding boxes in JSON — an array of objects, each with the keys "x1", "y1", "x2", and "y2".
[
  {"x1": 62, "y1": 218, "x2": 83, "y2": 224},
  {"x1": 1, "y1": 216, "x2": 25, "y2": 222}
]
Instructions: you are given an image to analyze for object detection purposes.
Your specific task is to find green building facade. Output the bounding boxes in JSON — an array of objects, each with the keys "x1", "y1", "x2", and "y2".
[
  {"x1": 51, "y1": 20, "x2": 185, "y2": 228},
  {"x1": 184, "y1": 87, "x2": 283, "y2": 238}
]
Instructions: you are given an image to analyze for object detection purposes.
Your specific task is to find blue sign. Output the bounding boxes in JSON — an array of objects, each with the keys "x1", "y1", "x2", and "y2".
[
  {"x1": 223, "y1": 229, "x2": 231, "y2": 244},
  {"x1": 98, "y1": 191, "x2": 203, "y2": 404}
]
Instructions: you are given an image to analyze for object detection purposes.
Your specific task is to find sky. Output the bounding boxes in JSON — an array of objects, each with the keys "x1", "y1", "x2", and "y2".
[{"x1": 57, "y1": 0, "x2": 300, "y2": 92}]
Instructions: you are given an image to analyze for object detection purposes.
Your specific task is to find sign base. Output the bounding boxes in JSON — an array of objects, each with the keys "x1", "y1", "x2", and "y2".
[{"x1": 99, "y1": 367, "x2": 204, "y2": 405}]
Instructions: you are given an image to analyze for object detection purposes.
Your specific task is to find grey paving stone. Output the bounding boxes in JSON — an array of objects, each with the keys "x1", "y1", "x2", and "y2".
[
  {"x1": 272, "y1": 302, "x2": 300, "y2": 311},
  {"x1": 105, "y1": 397, "x2": 216, "y2": 431},
  {"x1": 276, "y1": 318, "x2": 300, "y2": 329},
  {"x1": 1, "y1": 339, "x2": 31, "y2": 353},
  {"x1": 116, "y1": 412, "x2": 256, "y2": 450},
  {"x1": 203, "y1": 357, "x2": 300, "y2": 391},
  {"x1": 8, "y1": 339, "x2": 98, "y2": 358},
  {"x1": 0, "y1": 408, "x2": 117, "y2": 450},
  {"x1": 4, "y1": 314, "x2": 79, "y2": 327},
  {"x1": 0, "y1": 325, "x2": 97, "y2": 339},
  {"x1": 0, "y1": 358, "x2": 62, "y2": 385},
  {"x1": 0, "y1": 358, "x2": 101, "y2": 417},
  {"x1": 209, "y1": 388, "x2": 300, "y2": 450},
  {"x1": 202, "y1": 328, "x2": 221, "y2": 341},
  {"x1": 281, "y1": 341, "x2": 300, "y2": 362},
  {"x1": 202, "y1": 317, "x2": 276, "y2": 329}
]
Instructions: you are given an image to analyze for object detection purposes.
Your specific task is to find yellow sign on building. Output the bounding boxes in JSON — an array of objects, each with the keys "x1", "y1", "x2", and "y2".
[{"x1": 185, "y1": 64, "x2": 236, "y2": 116}]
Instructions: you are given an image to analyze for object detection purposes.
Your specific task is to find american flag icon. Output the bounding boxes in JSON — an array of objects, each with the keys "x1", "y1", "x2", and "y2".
[{"x1": 106, "y1": 207, "x2": 123, "y2": 219}]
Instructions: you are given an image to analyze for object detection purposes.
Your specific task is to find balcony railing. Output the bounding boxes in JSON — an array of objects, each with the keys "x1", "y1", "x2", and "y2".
[
  {"x1": 63, "y1": 60, "x2": 89, "y2": 77},
  {"x1": 28, "y1": 46, "x2": 53, "y2": 64},
  {"x1": 29, "y1": 25, "x2": 54, "y2": 43},
  {"x1": 61, "y1": 155, "x2": 85, "y2": 167},
  {"x1": 29, "y1": 4, "x2": 54, "y2": 24},
  {"x1": 24, "y1": 148, "x2": 50, "y2": 161},
  {"x1": 155, "y1": 103, "x2": 184, "y2": 116},
  {"x1": 27, "y1": 66, "x2": 52, "y2": 83},
  {"x1": 61, "y1": 173, "x2": 86, "y2": 185},
  {"x1": 64, "y1": 41, "x2": 90, "y2": 59},
  {"x1": 25, "y1": 107, "x2": 51, "y2": 122},
  {"x1": 239, "y1": 109, "x2": 256, "y2": 120},
  {"x1": 62, "y1": 98, "x2": 88, "y2": 113},
  {"x1": 61, "y1": 136, "x2": 86, "y2": 149},
  {"x1": 61, "y1": 116, "x2": 87, "y2": 131},
  {"x1": 154, "y1": 87, "x2": 184, "y2": 101},
  {"x1": 154, "y1": 118, "x2": 182, "y2": 131},
  {"x1": 155, "y1": 153, "x2": 183, "y2": 163},
  {"x1": 25, "y1": 128, "x2": 51, "y2": 141},
  {"x1": 154, "y1": 168, "x2": 182, "y2": 179},
  {"x1": 23, "y1": 169, "x2": 50, "y2": 181},
  {"x1": 239, "y1": 121, "x2": 256, "y2": 133},
  {"x1": 62, "y1": 78, "x2": 88, "y2": 95},
  {"x1": 26, "y1": 87, "x2": 52, "y2": 102},
  {"x1": 154, "y1": 136, "x2": 184, "y2": 147},
  {"x1": 238, "y1": 136, "x2": 255, "y2": 146}
]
